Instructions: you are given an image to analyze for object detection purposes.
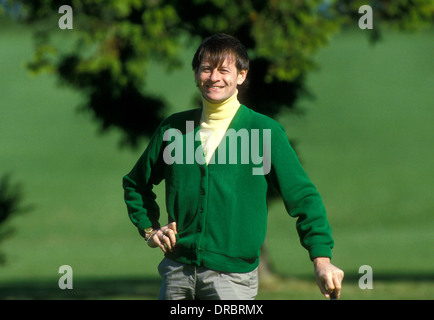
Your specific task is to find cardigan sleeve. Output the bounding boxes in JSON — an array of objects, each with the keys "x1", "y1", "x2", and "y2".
[
  {"x1": 122, "y1": 124, "x2": 165, "y2": 237},
  {"x1": 268, "y1": 123, "x2": 334, "y2": 260}
]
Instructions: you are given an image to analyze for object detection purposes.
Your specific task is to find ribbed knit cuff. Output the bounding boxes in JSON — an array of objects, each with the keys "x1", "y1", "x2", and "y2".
[{"x1": 309, "y1": 245, "x2": 332, "y2": 261}]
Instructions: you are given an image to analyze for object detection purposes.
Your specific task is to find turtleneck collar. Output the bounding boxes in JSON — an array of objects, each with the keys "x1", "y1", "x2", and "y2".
[{"x1": 201, "y1": 90, "x2": 241, "y2": 121}]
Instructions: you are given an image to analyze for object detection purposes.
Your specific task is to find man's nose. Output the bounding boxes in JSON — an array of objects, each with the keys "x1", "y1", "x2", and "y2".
[{"x1": 209, "y1": 69, "x2": 220, "y2": 82}]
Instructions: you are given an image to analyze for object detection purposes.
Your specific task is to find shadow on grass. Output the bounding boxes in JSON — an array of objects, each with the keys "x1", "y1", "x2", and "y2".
[
  {"x1": 0, "y1": 276, "x2": 162, "y2": 300},
  {"x1": 1, "y1": 272, "x2": 433, "y2": 300}
]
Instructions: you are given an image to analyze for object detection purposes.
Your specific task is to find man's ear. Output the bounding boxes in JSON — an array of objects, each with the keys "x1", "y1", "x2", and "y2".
[{"x1": 237, "y1": 69, "x2": 248, "y2": 85}]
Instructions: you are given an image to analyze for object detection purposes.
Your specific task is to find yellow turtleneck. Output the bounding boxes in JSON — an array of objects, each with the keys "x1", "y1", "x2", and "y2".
[{"x1": 200, "y1": 90, "x2": 240, "y2": 164}]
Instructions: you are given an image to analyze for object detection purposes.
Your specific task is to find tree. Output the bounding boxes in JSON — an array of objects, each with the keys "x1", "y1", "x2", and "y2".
[
  {"x1": 2, "y1": 0, "x2": 344, "y2": 147},
  {"x1": 3, "y1": 0, "x2": 432, "y2": 146},
  {"x1": 0, "y1": 174, "x2": 32, "y2": 264}
]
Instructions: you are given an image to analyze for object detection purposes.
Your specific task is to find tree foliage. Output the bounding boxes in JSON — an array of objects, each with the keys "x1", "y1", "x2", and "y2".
[
  {"x1": 0, "y1": 174, "x2": 32, "y2": 264},
  {"x1": 2, "y1": 0, "x2": 432, "y2": 146}
]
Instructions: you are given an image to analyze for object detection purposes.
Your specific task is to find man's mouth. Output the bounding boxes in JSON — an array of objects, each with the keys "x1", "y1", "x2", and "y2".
[{"x1": 206, "y1": 85, "x2": 224, "y2": 90}]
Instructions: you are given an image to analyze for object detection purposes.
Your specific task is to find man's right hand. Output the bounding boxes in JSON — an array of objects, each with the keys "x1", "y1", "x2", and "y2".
[{"x1": 147, "y1": 222, "x2": 178, "y2": 253}]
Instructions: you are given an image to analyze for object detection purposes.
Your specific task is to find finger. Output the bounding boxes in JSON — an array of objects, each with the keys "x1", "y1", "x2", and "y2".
[
  {"x1": 326, "y1": 277, "x2": 335, "y2": 294},
  {"x1": 332, "y1": 270, "x2": 344, "y2": 299},
  {"x1": 160, "y1": 234, "x2": 172, "y2": 252},
  {"x1": 321, "y1": 276, "x2": 335, "y2": 299},
  {"x1": 148, "y1": 233, "x2": 166, "y2": 253},
  {"x1": 316, "y1": 279, "x2": 330, "y2": 298},
  {"x1": 168, "y1": 222, "x2": 177, "y2": 234},
  {"x1": 154, "y1": 232, "x2": 168, "y2": 253},
  {"x1": 332, "y1": 283, "x2": 341, "y2": 299},
  {"x1": 163, "y1": 228, "x2": 177, "y2": 247}
]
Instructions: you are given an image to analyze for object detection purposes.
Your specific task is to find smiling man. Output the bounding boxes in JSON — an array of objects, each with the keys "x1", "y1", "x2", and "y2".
[
  {"x1": 123, "y1": 33, "x2": 344, "y2": 300},
  {"x1": 194, "y1": 46, "x2": 247, "y2": 103}
]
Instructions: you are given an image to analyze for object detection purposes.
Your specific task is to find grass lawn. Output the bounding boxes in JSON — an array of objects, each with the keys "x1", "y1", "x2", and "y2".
[{"x1": 0, "y1": 21, "x2": 433, "y2": 299}]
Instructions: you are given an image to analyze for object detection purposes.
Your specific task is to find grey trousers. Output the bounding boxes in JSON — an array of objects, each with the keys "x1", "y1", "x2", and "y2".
[{"x1": 157, "y1": 257, "x2": 258, "y2": 300}]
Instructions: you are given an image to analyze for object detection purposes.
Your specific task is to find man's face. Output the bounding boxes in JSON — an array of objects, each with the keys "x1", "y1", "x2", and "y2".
[{"x1": 195, "y1": 56, "x2": 247, "y2": 103}]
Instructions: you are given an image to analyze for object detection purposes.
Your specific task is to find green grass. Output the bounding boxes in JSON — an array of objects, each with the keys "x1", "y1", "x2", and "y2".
[{"x1": 0, "y1": 21, "x2": 433, "y2": 299}]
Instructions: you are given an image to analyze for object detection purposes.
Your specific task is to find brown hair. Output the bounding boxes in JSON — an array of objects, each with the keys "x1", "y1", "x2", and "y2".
[{"x1": 192, "y1": 33, "x2": 249, "y2": 73}]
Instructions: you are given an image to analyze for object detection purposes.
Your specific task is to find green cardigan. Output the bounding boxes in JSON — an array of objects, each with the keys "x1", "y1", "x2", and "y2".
[{"x1": 123, "y1": 105, "x2": 334, "y2": 273}]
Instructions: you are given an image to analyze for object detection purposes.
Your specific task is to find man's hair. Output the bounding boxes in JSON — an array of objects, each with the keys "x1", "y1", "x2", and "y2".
[{"x1": 192, "y1": 33, "x2": 249, "y2": 73}]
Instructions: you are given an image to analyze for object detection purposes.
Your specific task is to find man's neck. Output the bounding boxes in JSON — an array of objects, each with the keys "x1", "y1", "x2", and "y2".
[{"x1": 201, "y1": 90, "x2": 240, "y2": 121}]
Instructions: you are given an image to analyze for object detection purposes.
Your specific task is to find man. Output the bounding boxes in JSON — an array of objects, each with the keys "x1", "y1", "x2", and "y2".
[{"x1": 123, "y1": 33, "x2": 344, "y2": 300}]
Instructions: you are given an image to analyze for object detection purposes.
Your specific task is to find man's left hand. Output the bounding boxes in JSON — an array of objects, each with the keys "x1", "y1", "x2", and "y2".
[{"x1": 313, "y1": 257, "x2": 344, "y2": 299}]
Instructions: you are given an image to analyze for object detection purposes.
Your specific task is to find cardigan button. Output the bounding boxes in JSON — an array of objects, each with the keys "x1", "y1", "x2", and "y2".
[{"x1": 199, "y1": 208, "x2": 204, "y2": 213}]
